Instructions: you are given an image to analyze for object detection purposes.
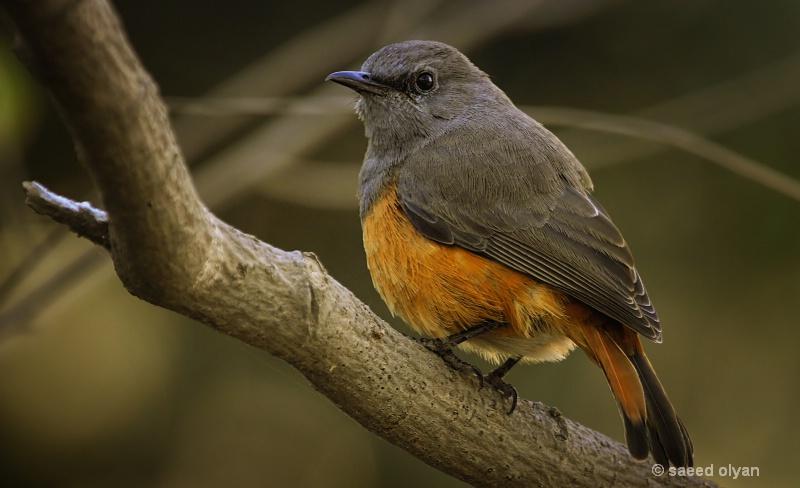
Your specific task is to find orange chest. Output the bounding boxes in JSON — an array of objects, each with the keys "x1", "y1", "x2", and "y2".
[{"x1": 361, "y1": 186, "x2": 566, "y2": 340}]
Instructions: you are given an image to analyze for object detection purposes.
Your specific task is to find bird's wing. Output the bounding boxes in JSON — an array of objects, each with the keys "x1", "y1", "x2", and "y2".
[{"x1": 395, "y1": 129, "x2": 661, "y2": 341}]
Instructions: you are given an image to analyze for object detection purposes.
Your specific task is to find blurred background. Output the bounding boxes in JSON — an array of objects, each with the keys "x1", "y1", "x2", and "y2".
[{"x1": 1, "y1": 0, "x2": 799, "y2": 486}]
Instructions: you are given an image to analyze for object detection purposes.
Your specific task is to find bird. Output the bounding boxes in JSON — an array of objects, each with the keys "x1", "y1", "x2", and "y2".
[{"x1": 326, "y1": 40, "x2": 693, "y2": 468}]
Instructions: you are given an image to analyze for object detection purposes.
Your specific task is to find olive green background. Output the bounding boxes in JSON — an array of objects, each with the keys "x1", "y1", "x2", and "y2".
[{"x1": 1, "y1": 1, "x2": 798, "y2": 486}]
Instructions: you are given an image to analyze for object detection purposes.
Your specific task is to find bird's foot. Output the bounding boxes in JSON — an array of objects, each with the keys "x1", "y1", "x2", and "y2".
[
  {"x1": 417, "y1": 337, "x2": 484, "y2": 384},
  {"x1": 483, "y1": 357, "x2": 521, "y2": 414}
]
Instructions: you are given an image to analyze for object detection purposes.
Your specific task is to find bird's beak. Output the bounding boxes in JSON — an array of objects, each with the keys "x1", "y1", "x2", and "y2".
[{"x1": 325, "y1": 71, "x2": 389, "y2": 96}]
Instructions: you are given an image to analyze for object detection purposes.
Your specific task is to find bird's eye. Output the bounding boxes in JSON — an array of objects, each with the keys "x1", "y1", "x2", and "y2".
[{"x1": 414, "y1": 71, "x2": 435, "y2": 92}]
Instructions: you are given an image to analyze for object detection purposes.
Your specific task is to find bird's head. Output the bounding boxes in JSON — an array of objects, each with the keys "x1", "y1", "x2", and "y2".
[{"x1": 327, "y1": 40, "x2": 511, "y2": 149}]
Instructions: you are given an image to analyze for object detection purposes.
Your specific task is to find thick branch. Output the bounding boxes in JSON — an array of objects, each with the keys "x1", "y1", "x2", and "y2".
[
  {"x1": 21, "y1": 183, "x2": 712, "y2": 488},
  {"x1": 5, "y1": 1, "x2": 713, "y2": 487},
  {"x1": 5, "y1": 0, "x2": 208, "y2": 304}
]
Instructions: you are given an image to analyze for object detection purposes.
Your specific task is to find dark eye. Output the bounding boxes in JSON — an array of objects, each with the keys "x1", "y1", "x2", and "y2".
[{"x1": 414, "y1": 71, "x2": 435, "y2": 92}]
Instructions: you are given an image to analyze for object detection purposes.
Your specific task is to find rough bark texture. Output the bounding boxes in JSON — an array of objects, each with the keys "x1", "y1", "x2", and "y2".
[{"x1": 4, "y1": 1, "x2": 714, "y2": 486}]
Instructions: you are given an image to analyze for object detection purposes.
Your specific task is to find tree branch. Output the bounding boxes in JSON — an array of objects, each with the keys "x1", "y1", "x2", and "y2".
[
  {"x1": 22, "y1": 181, "x2": 110, "y2": 249},
  {"x1": 3, "y1": 1, "x2": 713, "y2": 486}
]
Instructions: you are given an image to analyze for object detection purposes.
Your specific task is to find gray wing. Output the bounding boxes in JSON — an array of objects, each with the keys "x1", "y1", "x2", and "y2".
[{"x1": 395, "y1": 131, "x2": 661, "y2": 342}]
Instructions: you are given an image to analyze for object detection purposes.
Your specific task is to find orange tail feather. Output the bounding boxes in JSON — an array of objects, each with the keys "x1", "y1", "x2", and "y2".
[
  {"x1": 574, "y1": 318, "x2": 693, "y2": 467},
  {"x1": 579, "y1": 323, "x2": 649, "y2": 459}
]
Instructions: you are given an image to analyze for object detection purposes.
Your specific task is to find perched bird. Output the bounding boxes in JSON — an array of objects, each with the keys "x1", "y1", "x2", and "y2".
[{"x1": 327, "y1": 40, "x2": 692, "y2": 468}]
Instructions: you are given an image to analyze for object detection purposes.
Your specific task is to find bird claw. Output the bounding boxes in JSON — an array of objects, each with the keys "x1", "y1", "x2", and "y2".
[
  {"x1": 483, "y1": 369, "x2": 519, "y2": 414},
  {"x1": 417, "y1": 337, "x2": 518, "y2": 412}
]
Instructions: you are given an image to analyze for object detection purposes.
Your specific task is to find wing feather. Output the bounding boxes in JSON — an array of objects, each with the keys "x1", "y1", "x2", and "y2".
[{"x1": 395, "y1": 129, "x2": 661, "y2": 341}]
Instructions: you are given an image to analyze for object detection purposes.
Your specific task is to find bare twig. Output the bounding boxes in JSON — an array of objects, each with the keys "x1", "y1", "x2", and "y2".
[
  {"x1": 528, "y1": 107, "x2": 800, "y2": 202},
  {"x1": 22, "y1": 182, "x2": 110, "y2": 249},
  {"x1": 0, "y1": 244, "x2": 106, "y2": 341},
  {"x1": 0, "y1": 226, "x2": 65, "y2": 308}
]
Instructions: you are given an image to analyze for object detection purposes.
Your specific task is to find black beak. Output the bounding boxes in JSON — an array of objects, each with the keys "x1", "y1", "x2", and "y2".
[{"x1": 325, "y1": 71, "x2": 389, "y2": 96}]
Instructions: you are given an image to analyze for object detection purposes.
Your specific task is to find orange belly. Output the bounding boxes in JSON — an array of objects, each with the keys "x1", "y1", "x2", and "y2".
[{"x1": 362, "y1": 186, "x2": 579, "y2": 364}]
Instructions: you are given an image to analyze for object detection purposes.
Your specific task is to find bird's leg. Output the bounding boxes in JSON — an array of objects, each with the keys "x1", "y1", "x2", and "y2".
[
  {"x1": 487, "y1": 356, "x2": 521, "y2": 379},
  {"x1": 417, "y1": 321, "x2": 507, "y2": 382},
  {"x1": 446, "y1": 320, "x2": 507, "y2": 345},
  {"x1": 484, "y1": 356, "x2": 522, "y2": 414}
]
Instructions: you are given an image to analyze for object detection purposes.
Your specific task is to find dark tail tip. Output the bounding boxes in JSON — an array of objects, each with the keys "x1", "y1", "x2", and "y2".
[
  {"x1": 629, "y1": 352, "x2": 694, "y2": 467},
  {"x1": 622, "y1": 415, "x2": 649, "y2": 460}
]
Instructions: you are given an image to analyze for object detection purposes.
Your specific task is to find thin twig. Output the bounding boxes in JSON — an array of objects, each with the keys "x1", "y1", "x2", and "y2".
[
  {"x1": 22, "y1": 182, "x2": 110, "y2": 249},
  {"x1": 528, "y1": 107, "x2": 800, "y2": 202}
]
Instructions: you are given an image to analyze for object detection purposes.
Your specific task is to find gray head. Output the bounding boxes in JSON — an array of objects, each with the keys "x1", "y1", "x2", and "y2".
[
  {"x1": 326, "y1": 40, "x2": 514, "y2": 154},
  {"x1": 327, "y1": 41, "x2": 593, "y2": 215}
]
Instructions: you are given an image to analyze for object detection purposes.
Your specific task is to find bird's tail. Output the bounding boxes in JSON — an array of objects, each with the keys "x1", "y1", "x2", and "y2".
[{"x1": 577, "y1": 323, "x2": 693, "y2": 468}]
